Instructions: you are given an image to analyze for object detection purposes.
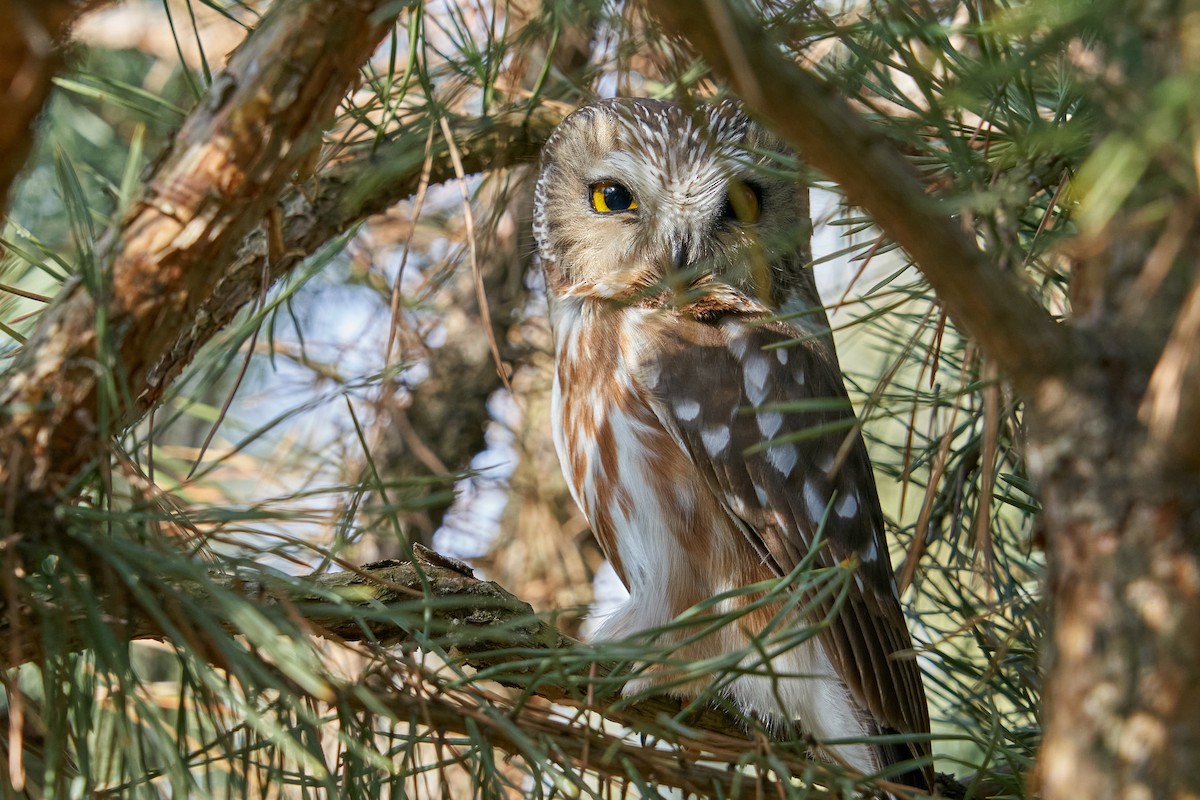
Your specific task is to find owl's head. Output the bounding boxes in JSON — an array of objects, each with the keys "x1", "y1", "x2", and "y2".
[{"x1": 533, "y1": 98, "x2": 812, "y2": 308}]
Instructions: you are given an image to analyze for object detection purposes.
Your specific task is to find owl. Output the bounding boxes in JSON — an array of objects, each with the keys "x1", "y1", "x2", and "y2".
[{"x1": 533, "y1": 98, "x2": 932, "y2": 791}]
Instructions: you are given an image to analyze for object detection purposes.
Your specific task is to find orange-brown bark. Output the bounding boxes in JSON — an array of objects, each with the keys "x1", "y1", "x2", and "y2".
[{"x1": 0, "y1": 0, "x2": 401, "y2": 496}]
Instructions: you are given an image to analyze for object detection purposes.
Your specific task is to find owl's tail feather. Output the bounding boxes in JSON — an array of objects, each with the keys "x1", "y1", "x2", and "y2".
[{"x1": 876, "y1": 731, "x2": 933, "y2": 794}]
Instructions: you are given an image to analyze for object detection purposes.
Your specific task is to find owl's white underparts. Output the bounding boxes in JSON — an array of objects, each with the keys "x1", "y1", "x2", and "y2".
[{"x1": 534, "y1": 97, "x2": 933, "y2": 792}]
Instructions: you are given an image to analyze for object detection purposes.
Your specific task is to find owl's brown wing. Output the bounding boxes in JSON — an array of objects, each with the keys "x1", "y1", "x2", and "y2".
[{"x1": 642, "y1": 309, "x2": 932, "y2": 782}]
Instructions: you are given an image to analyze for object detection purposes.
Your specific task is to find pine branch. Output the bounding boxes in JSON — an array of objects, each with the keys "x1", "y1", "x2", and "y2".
[
  {"x1": 646, "y1": 0, "x2": 1078, "y2": 401},
  {"x1": 2, "y1": 540, "x2": 782, "y2": 773},
  {"x1": 0, "y1": 0, "x2": 403, "y2": 497},
  {"x1": 2, "y1": 538, "x2": 985, "y2": 798},
  {"x1": 1, "y1": 544, "x2": 730, "y2": 730},
  {"x1": 0, "y1": 0, "x2": 558, "y2": 556},
  {"x1": 365, "y1": 680, "x2": 832, "y2": 798}
]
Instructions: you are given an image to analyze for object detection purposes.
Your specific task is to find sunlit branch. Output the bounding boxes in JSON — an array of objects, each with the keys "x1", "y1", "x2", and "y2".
[
  {"x1": 647, "y1": 0, "x2": 1077, "y2": 402},
  {"x1": 0, "y1": 0, "x2": 403, "y2": 497}
]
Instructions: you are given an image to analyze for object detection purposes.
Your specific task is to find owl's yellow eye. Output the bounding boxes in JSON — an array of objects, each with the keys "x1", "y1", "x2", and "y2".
[
  {"x1": 722, "y1": 180, "x2": 763, "y2": 224},
  {"x1": 590, "y1": 181, "x2": 638, "y2": 213}
]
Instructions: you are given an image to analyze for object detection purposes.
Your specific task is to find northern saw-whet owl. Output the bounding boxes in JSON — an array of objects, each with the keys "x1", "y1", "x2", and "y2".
[{"x1": 533, "y1": 98, "x2": 932, "y2": 791}]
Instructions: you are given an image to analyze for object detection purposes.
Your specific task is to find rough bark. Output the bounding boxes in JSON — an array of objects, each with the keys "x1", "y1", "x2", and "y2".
[
  {"x1": 0, "y1": 0, "x2": 403, "y2": 497},
  {"x1": 1032, "y1": 384, "x2": 1200, "y2": 799},
  {"x1": 1030, "y1": 216, "x2": 1200, "y2": 798}
]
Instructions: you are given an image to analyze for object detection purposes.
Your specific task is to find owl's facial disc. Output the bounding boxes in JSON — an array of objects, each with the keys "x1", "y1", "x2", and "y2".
[{"x1": 534, "y1": 98, "x2": 808, "y2": 305}]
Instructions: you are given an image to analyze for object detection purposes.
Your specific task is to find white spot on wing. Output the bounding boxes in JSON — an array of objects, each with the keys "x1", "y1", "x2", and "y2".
[
  {"x1": 861, "y1": 538, "x2": 879, "y2": 563},
  {"x1": 835, "y1": 491, "x2": 859, "y2": 519},
  {"x1": 804, "y1": 479, "x2": 827, "y2": 521},
  {"x1": 674, "y1": 398, "x2": 701, "y2": 421},
  {"x1": 775, "y1": 348, "x2": 788, "y2": 365},
  {"x1": 757, "y1": 411, "x2": 783, "y2": 440},
  {"x1": 702, "y1": 425, "x2": 730, "y2": 456},
  {"x1": 743, "y1": 354, "x2": 770, "y2": 407},
  {"x1": 754, "y1": 484, "x2": 769, "y2": 505},
  {"x1": 767, "y1": 443, "x2": 798, "y2": 476}
]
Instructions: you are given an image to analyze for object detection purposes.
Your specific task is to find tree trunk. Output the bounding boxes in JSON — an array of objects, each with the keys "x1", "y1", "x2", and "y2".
[{"x1": 1033, "y1": 371, "x2": 1200, "y2": 799}]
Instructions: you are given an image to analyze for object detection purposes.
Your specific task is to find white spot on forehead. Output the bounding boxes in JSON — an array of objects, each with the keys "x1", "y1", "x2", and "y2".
[
  {"x1": 674, "y1": 398, "x2": 701, "y2": 421},
  {"x1": 804, "y1": 479, "x2": 827, "y2": 521},
  {"x1": 607, "y1": 112, "x2": 745, "y2": 201},
  {"x1": 702, "y1": 425, "x2": 731, "y2": 456},
  {"x1": 835, "y1": 491, "x2": 859, "y2": 519},
  {"x1": 768, "y1": 443, "x2": 798, "y2": 477},
  {"x1": 757, "y1": 410, "x2": 783, "y2": 440},
  {"x1": 743, "y1": 355, "x2": 771, "y2": 407}
]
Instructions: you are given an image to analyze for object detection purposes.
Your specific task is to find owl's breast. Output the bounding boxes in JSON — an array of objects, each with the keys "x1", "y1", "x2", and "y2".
[{"x1": 548, "y1": 298, "x2": 738, "y2": 626}]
